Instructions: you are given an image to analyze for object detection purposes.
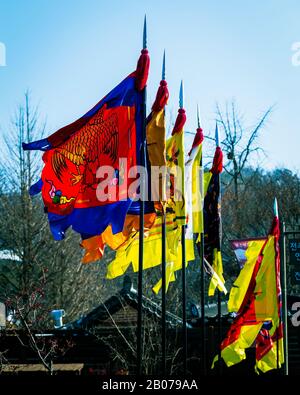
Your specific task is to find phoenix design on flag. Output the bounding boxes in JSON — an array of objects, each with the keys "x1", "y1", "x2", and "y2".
[{"x1": 51, "y1": 105, "x2": 119, "y2": 189}]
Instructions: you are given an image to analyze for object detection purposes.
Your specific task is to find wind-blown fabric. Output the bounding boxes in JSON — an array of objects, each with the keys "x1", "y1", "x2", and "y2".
[
  {"x1": 80, "y1": 212, "x2": 156, "y2": 263},
  {"x1": 105, "y1": 89, "x2": 195, "y2": 286},
  {"x1": 23, "y1": 51, "x2": 150, "y2": 242},
  {"x1": 229, "y1": 237, "x2": 267, "y2": 269},
  {"x1": 213, "y1": 215, "x2": 284, "y2": 373},
  {"x1": 146, "y1": 79, "x2": 168, "y2": 169},
  {"x1": 165, "y1": 108, "x2": 186, "y2": 226},
  {"x1": 105, "y1": 214, "x2": 176, "y2": 279},
  {"x1": 203, "y1": 146, "x2": 225, "y2": 296},
  {"x1": 228, "y1": 239, "x2": 266, "y2": 313},
  {"x1": 154, "y1": 127, "x2": 202, "y2": 291},
  {"x1": 79, "y1": 79, "x2": 169, "y2": 265},
  {"x1": 187, "y1": 128, "x2": 204, "y2": 235},
  {"x1": 106, "y1": 212, "x2": 195, "y2": 291},
  {"x1": 151, "y1": 108, "x2": 190, "y2": 293},
  {"x1": 255, "y1": 325, "x2": 284, "y2": 374}
]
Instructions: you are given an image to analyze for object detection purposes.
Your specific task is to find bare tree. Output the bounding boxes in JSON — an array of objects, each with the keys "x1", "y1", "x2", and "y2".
[
  {"x1": 216, "y1": 100, "x2": 273, "y2": 201},
  {"x1": 0, "y1": 92, "x2": 115, "y2": 325},
  {"x1": 221, "y1": 167, "x2": 300, "y2": 287}
]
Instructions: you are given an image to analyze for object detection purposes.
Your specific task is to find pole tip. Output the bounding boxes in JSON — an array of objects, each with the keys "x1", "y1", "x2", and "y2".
[
  {"x1": 143, "y1": 15, "x2": 147, "y2": 49},
  {"x1": 179, "y1": 80, "x2": 184, "y2": 109},
  {"x1": 197, "y1": 104, "x2": 201, "y2": 129},
  {"x1": 162, "y1": 49, "x2": 166, "y2": 80},
  {"x1": 215, "y1": 121, "x2": 219, "y2": 147},
  {"x1": 273, "y1": 197, "x2": 279, "y2": 218}
]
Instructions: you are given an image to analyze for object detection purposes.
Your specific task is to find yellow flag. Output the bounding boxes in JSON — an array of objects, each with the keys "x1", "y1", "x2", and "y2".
[
  {"x1": 146, "y1": 108, "x2": 166, "y2": 167},
  {"x1": 213, "y1": 216, "x2": 283, "y2": 372},
  {"x1": 106, "y1": 214, "x2": 181, "y2": 279},
  {"x1": 228, "y1": 239, "x2": 265, "y2": 313},
  {"x1": 204, "y1": 256, "x2": 227, "y2": 295},
  {"x1": 81, "y1": 213, "x2": 156, "y2": 264},
  {"x1": 212, "y1": 323, "x2": 263, "y2": 369},
  {"x1": 255, "y1": 334, "x2": 284, "y2": 374},
  {"x1": 166, "y1": 130, "x2": 186, "y2": 225},
  {"x1": 191, "y1": 144, "x2": 203, "y2": 234},
  {"x1": 229, "y1": 234, "x2": 280, "y2": 331},
  {"x1": 208, "y1": 249, "x2": 226, "y2": 296},
  {"x1": 254, "y1": 235, "x2": 279, "y2": 333},
  {"x1": 152, "y1": 237, "x2": 195, "y2": 294}
]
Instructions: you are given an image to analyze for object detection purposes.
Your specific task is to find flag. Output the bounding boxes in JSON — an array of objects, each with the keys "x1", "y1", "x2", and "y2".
[
  {"x1": 80, "y1": 212, "x2": 156, "y2": 263},
  {"x1": 151, "y1": 227, "x2": 195, "y2": 294},
  {"x1": 203, "y1": 257, "x2": 227, "y2": 295},
  {"x1": 255, "y1": 212, "x2": 284, "y2": 373},
  {"x1": 255, "y1": 324, "x2": 284, "y2": 374},
  {"x1": 185, "y1": 127, "x2": 204, "y2": 235},
  {"x1": 23, "y1": 50, "x2": 150, "y2": 241},
  {"x1": 230, "y1": 237, "x2": 267, "y2": 269},
  {"x1": 146, "y1": 78, "x2": 169, "y2": 207},
  {"x1": 211, "y1": 321, "x2": 263, "y2": 368},
  {"x1": 185, "y1": 129, "x2": 203, "y2": 243},
  {"x1": 106, "y1": 213, "x2": 195, "y2": 281},
  {"x1": 213, "y1": 213, "x2": 283, "y2": 372},
  {"x1": 146, "y1": 79, "x2": 168, "y2": 169},
  {"x1": 151, "y1": 106, "x2": 191, "y2": 293},
  {"x1": 228, "y1": 239, "x2": 266, "y2": 313},
  {"x1": 187, "y1": 127, "x2": 227, "y2": 294},
  {"x1": 80, "y1": 78, "x2": 169, "y2": 264},
  {"x1": 153, "y1": 128, "x2": 204, "y2": 292},
  {"x1": 107, "y1": 106, "x2": 194, "y2": 293},
  {"x1": 106, "y1": 214, "x2": 176, "y2": 279},
  {"x1": 203, "y1": 146, "x2": 225, "y2": 296},
  {"x1": 165, "y1": 108, "x2": 186, "y2": 225}
]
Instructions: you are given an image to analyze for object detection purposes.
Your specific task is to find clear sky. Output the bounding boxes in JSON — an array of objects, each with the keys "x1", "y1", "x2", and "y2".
[{"x1": 0, "y1": 0, "x2": 299, "y2": 171}]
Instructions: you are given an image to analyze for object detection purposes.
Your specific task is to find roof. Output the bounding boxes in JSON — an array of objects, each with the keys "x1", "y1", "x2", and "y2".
[
  {"x1": 56, "y1": 278, "x2": 300, "y2": 331},
  {"x1": 62, "y1": 276, "x2": 190, "y2": 330},
  {"x1": 1, "y1": 363, "x2": 84, "y2": 373}
]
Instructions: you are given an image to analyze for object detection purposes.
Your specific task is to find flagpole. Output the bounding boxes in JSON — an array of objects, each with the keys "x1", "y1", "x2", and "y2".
[
  {"x1": 197, "y1": 106, "x2": 207, "y2": 375},
  {"x1": 137, "y1": 15, "x2": 147, "y2": 376},
  {"x1": 180, "y1": 80, "x2": 187, "y2": 375},
  {"x1": 273, "y1": 198, "x2": 280, "y2": 371},
  {"x1": 215, "y1": 122, "x2": 222, "y2": 376},
  {"x1": 280, "y1": 215, "x2": 289, "y2": 375},
  {"x1": 161, "y1": 50, "x2": 167, "y2": 376}
]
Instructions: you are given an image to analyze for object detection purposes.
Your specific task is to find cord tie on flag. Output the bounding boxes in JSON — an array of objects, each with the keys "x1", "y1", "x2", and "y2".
[
  {"x1": 211, "y1": 146, "x2": 223, "y2": 174},
  {"x1": 188, "y1": 127, "x2": 204, "y2": 156},
  {"x1": 172, "y1": 108, "x2": 186, "y2": 135},
  {"x1": 152, "y1": 80, "x2": 169, "y2": 112},
  {"x1": 135, "y1": 49, "x2": 150, "y2": 91}
]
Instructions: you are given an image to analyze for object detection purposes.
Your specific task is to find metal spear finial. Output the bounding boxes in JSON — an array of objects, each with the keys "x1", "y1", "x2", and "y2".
[
  {"x1": 143, "y1": 15, "x2": 147, "y2": 49},
  {"x1": 274, "y1": 197, "x2": 279, "y2": 218},
  {"x1": 179, "y1": 80, "x2": 184, "y2": 109},
  {"x1": 162, "y1": 49, "x2": 166, "y2": 81},
  {"x1": 197, "y1": 104, "x2": 201, "y2": 129},
  {"x1": 215, "y1": 121, "x2": 219, "y2": 147}
]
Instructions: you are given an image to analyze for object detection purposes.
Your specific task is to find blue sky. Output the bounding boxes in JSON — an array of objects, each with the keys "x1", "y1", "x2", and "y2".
[{"x1": 0, "y1": 0, "x2": 299, "y2": 171}]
